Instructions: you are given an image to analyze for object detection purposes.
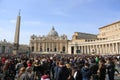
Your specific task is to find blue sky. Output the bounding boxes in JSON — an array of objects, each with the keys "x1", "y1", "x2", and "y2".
[{"x1": 0, "y1": 0, "x2": 120, "y2": 44}]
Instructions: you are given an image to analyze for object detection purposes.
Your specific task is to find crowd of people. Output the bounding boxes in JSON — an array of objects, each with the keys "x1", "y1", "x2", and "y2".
[{"x1": 0, "y1": 53, "x2": 120, "y2": 80}]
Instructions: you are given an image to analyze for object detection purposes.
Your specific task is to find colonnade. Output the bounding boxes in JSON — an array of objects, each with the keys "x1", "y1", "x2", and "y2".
[
  {"x1": 72, "y1": 42, "x2": 120, "y2": 55},
  {"x1": 31, "y1": 41, "x2": 68, "y2": 53}
]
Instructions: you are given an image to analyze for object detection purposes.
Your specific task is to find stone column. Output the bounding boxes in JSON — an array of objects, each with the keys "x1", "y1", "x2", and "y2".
[
  {"x1": 87, "y1": 46, "x2": 88, "y2": 54},
  {"x1": 46, "y1": 42, "x2": 47, "y2": 52},
  {"x1": 81, "y1": 46, "x2": 84, "y2": 54},
  {"x1": 118, "y1": 43, "x2": 120, "y2": 54},
  {"x1": 98, "y1": 45, "x2": 100, "y2": 54},
  {"x1": 84, "y1": 46, "x2": 86, "y2": 54},
  {"x1": 38, "y1": 43, "x2": 40, "y2": 52},
  {"x1": 116, "y1": 43, "x2": 118, "y2": 54},
  {"x1": 88, "y1": 45, "x2": 90, "y2": 54},
  {"x1": 95, "y1": 45, "x2": 98, "y2": 54},
  {"x1": 89, "y1": 45, "x2": 91, "y2": 54},
  {"x1": 43, "y1": 43, "x2": 44, "y2": 52},
  {"x1": 49, "y1": 42, "x2": 50, "y2": 52},
  {"x1": 112, "y1": 43, "x2": 114, "y2": 54},
  {"x1": 106, "y1": 44, "x2": 108, "y2": 54},
  {"x1": 61, "y1": 43, "x2": 63, "y2": 52},
  {"x1": 109, "y1": 43, "x2": 111, "y2": 54},
  {"x1": 34, "y1": 43, "x2": 37, "y2": 52},
  {"x1": 105, "y1": 44, "x2": 108, "y2": 54},
  {"x1": 49, "y1": 42, "x2": 51, "y2": 52},
  {"x1": 85, "y1": 46, "x2": 87, "y2": 54},
  {"x1": 51, "y1": 42, "x2": 53, "y2": 52},
  {"x1": 74, "y1": 44, "x2": 77, "y2": 54},
  {"x1": 101, "y1": 44, "x2": 103, "y2": 54},
  {"x1": 103, "y1": 44, "x2": 105, "y2": 54},
  {"x1": 57, "y1": 42, "x2": 58, "y2": 52}
]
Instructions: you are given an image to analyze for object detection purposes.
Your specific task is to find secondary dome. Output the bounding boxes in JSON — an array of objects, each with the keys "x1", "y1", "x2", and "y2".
[{"x1": 48, "y1": 27, "x2": 58, "y2": 37}]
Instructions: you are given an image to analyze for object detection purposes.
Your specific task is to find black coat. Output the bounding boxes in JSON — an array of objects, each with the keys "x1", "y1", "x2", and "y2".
[{"x1": 56, "y1": 66, "x2": 69, "y2": 80}]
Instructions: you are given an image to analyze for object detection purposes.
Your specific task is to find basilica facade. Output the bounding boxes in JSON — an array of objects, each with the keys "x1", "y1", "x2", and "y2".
[
  {"x1": 30, "y1": 21, "x2": 120, "y2": 55},
  {"x1": 30, "y1": 27, "x2": 68, "y2": 53}
]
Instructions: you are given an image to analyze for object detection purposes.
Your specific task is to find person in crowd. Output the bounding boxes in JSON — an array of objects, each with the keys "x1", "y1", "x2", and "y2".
[
  {"x1": 26, "y1": 66, "x2": 34, "y2": 80},
  {"x1": 15, "y1": 59, "x2": 24, "y2": 74},
  {"x1": 89, "y1": 58, "x2": 99, "y2": 80},
  {"x1": 41, "y1": 70, "x2": 50, "y2": 80},
  {"x1": 50, "y1": 58, "x2": 56, "y2": 80},
  {"x1": 27, "y1": 60, "x2": 32, "y2": 67},
  {"x1": 56, "y1": 61, "x2": 69, "y2": 80},
  {"x1": 73, "y1": 64, "x2": 83, "y2": 80},
  {"x1": 98, "y1": 59, "x2": 106, "y2": 80},
  {"x1": 17, "y1": 67, "x2": 29, "y2": 80},
  {"x1": 54, "y1": 61, "x2": 59, "y2": 80},
  {"x1": 2, "y1": 59, "x2": 11, "y2": 80},
  {"x1": 106, "y1": 57, "x2": 115, "y2": 80},
  {"x1": 33, "y1": 59, "x2": 42, "y2": 80},
  {"x1": 81, "y1": 62, "x2": 91, "y2": 80},
  {"x1": 66, "y1": 63, "x2": 74, "y2": 80},
  {"x1": 0, "y1": 53, "x2": 120, "y2": 80},
  {"x1": 8, "y1": 59, "x2": 16, "y2": 80}
]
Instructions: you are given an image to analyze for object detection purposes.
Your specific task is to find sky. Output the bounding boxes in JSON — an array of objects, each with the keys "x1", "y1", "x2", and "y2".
[{"x1": 0, "y1": 0, "x2": 120, "y2": 45}]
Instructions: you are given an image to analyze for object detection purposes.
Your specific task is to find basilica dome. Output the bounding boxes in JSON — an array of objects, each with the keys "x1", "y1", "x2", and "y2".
[{"x1": 48, "y1": 27, "x2": 59, "y2": 37}]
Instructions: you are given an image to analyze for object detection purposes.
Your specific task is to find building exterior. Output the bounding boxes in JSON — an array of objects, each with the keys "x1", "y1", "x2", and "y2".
[
  {"x1": 0, "y1": 39, "x2": 13, "y2": 54},
  {"x1": 30, "y1": 21, "x2": 120, "y2": 55},
  {"x1": 30, "y1": 27, "x2": 68, "y2": 53},
  {"x1": 68, "y1": 32, "x2": 97, "y2": 54},
  {"x1": 68, "y1": 21, "x2": 120, "y2": 55},
  {"x1": 0, "y1": 39, "x2": 29, "y2": 54}
]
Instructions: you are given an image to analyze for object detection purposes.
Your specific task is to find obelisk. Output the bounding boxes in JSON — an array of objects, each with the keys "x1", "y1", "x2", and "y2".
[{"x1": 13, "y1": 10, "x2": 21, "y2": 55}]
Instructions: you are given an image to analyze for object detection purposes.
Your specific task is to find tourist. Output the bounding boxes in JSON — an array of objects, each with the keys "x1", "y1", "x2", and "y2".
[
  {"x1": 41, "y1": 70, "x2": 50, "y2": 80},
  {"x1": 81, "y1": 62, "x2": 91, "y2": 80},
  {"x1": 17, "y1": 67, "x2": 29, "y2": 80},
  {"x1": 98, "y1": 59, "x2": 106, "y2": 80},
  {"x1": 56, "y1": 61, "x2": 69, "y2": 80}
]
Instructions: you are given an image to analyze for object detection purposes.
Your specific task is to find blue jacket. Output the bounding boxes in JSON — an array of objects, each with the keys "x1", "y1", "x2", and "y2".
[{"x1": 81, "y1": 67, "x2": 91, "y2": 80}]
